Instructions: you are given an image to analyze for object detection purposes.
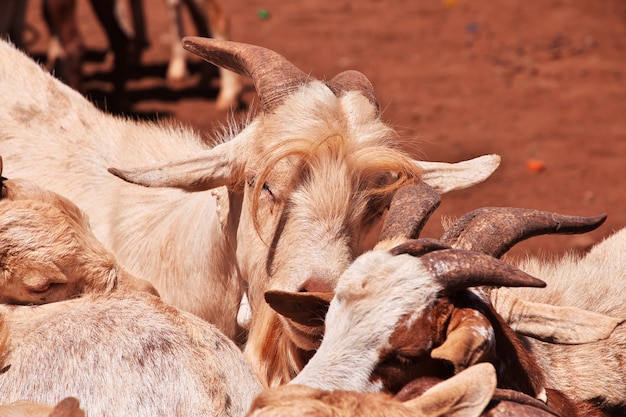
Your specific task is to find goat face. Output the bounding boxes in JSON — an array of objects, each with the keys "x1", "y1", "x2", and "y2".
[
  {"x1": 107, "y1": 39, "x2": 500, "y2": 352},
  {"x1": 0, "y1": 178, "x2": 156, "y2": 304},
  {"x1": 291, "y1": 242, "x2": 545, "y2": 392}
]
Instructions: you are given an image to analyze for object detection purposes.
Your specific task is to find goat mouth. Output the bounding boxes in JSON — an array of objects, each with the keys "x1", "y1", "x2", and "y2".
[{"x1": 284, "y1": 318, "x2": 324, "y2": 351}]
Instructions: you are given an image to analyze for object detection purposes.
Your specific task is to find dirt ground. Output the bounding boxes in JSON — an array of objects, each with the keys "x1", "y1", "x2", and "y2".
[{"x1": 20, "y1": 0, "x2": 626, "y2": 260}]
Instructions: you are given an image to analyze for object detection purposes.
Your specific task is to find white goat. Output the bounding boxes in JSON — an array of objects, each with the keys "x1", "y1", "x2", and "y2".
[
  {"x1": 0, "y1": 292, "x2": 263, "y2": 417},
  {"x1": 0, "y1": 37, "x2": 499, "y2": 383},
  {"x1": 491, "y1": 227, "x2": 626, "y2": 410},
  {"x1": 437, "y1": 207, "x2": 626, "y2": 410}
]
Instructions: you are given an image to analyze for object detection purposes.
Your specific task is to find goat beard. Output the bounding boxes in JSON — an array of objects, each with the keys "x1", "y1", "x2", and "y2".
[{"x1": 280, "y1": 316, "x2": 324, "y2": 351}]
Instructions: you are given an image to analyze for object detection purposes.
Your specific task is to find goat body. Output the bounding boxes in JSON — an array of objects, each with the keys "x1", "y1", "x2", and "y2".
[
  {"x1": 0, "y1": 293, "x2": 262, "y2": 417},
  {"x1": 289, "y1": 242, "x2": 608, "y2": 416},
  {"x1": 491, "y1": 228, "x2": 626, "y2": 410}
]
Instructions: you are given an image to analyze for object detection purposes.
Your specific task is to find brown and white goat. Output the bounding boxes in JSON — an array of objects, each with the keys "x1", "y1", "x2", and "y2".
[
  {"x1": 284, "y1": 238, "x2": 609, "y2": 416},
  {"x1": 0, "y1": 163, "x2": 158, "y2": 304},
  {"x1": 0, "y1": 292, "x2": 263, "y2": 417},
  {"x1": 0, "y1": 37, "x2": 500, "y2": 384}
]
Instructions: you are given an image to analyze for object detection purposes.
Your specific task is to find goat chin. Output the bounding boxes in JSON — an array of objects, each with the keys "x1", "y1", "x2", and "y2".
[{"x1": 281, "y1": 317, "x2": 324, "y2": 351}]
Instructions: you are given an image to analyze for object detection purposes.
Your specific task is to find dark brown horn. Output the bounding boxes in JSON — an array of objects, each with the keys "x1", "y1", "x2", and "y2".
[
  {"x1": 489, "y1": 389, "x2": 560, "y2": 416},
  {"x1": 264, "y1": 290, "x2": 334, "y2": 327},
  {"x1": 391, "y1": 238, "x2": 451, "y2": 257},
  {"x1": 182, "y1": 37, "x2": 311, "y2": 113},
  {"x1": 326, "y1": 70, "x2": 379, "y2": 112},
  {"x1": 441, "y1": 207, "x2": 607, "y2": 258},
  {"x1": 378, "y1": 181, "x2": 441, "y2": 243},
  {"x1": 419, "y1": 249, "x2": 546, "y2": 291}
]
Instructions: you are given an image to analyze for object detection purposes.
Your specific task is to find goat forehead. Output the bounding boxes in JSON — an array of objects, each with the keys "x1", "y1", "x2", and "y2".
[
  {"x1": 335, "y1": 251, "x2": 440, "y2": 303},
  {"x1": 324, "y1": 252, "x2": 443, "y2": 342}
]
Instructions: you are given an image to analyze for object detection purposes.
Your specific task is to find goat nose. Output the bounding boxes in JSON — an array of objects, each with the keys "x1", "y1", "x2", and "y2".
[{"x1": 298, "y1": 277, "x2": 334, "y2": 293}]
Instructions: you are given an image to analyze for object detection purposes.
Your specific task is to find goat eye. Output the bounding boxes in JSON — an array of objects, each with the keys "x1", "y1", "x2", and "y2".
[{"x1": 262, "y1": 183, "x2": 274, "y2": 198}]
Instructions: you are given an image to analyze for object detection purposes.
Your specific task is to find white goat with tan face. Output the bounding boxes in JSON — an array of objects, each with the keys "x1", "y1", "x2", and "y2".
[
  {"x1": 0, "y1": 37, "x2": 499, "y2": 384},
  {"x1": 0, "y1": 164, "x2": 158, "y2": 304}
]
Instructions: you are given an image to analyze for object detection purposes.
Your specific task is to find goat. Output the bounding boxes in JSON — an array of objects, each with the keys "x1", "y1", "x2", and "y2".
[
  {"x1": 0, "y1": 0, "x2": 27, "y2": 49},
  {"x1": 0, "y1": 36, "x2": 500, "y2": 380},
  {"x1": 284, "y1": 237, "x2": 612, "y2": 416},
  {"x1": 437, "y1": 208, "x2": 626, "y2": 411},
  {"x1": 0, "y1": 292, "x2": 263, "y2": 417},
  {"x1": 164, "y1": 0, "x2": 243, "y2": 110},
  {"x1": 0, "y1": 159, "x2": 158, "y2": 304},
  {"x1": 269, "y1": 201, "x2": 621, "y2": 415},
  {"x1": 246, "y1": 363, "x2": 499, "y2": 417},
  {"x1": 490, "y1": 228, "x2": 626, "y2": 412},
  {"x1": 2, "y1": 0, "x2": 239, "y2": 109},
  {"x1": 0, "y1": 397, "x2": 85, "y2": 417},
  {"x1": 248, "y1": 362, "x2": 567, "y2": 416}
]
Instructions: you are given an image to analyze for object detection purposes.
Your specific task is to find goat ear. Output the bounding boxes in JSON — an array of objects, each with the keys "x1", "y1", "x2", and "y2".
[
  {"x1": 403, "y1": 362, "x2": 496, "y2": 417},
  {"x1": 493, "y1": 288, "x2": 624, "y2": 344},
  {"x1": 415, "y1": 154, "x2": 500, "y2": 194},
  {"x1": 264, "y1": 290, "x2": 333, "y2": 327},
  {"x1": 48, "y1": 397, "x2": 85, "y2": 417},
  {"x1": 430, "y1": 308, "x2": 495, "y2": 373},
  {"x1": 108, "y1": 140, "x2": 245, "y2": 192}
]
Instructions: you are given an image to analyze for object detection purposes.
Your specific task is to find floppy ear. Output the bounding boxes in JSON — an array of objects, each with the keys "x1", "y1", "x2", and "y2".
[
  {"x1": 264, "y1": 290, "x2": 334, "y2": 326},
  {"x1": 49, "y1": 397, "x2": 85, "y2": 417},
  {"x1": 493, "y1": 288, "x2": 624, "y2": 344},
  {"x1": 403, "y1": 362, "x2": 496, "y2": 417},
  {"x1": 416, "y1": 154, "x2": 500, "y2": 194},
  {"x1": 430, "y1": 308, "x2": 495, "y2": 372},
  {"x1": 108, "y1": 138, "x2": 247, "y2": 192}
]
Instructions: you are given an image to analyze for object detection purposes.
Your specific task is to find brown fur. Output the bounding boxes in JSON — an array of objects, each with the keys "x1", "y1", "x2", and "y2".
[{"x1": 0, "y1": 178, "x2": 158, "y2": 304}]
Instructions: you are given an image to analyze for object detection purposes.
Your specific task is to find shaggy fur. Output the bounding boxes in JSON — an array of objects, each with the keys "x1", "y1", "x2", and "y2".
[{"x1": 492, "y1": 228, "x2": 626, "y2": 410}]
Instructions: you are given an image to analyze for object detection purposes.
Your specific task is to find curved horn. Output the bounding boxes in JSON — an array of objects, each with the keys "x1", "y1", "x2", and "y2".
[
  {"x1": 378, "y1": 181, "x2": 441, "y2": 244},
  {"x1": 391, "y1": 238, "x2": 451, "y2": 257},
  {"x1": 183, "y1": 37, "x2": 311, "y2": 112},
  {"x1": 326, "y1": 70, "x2": 379, "y2": 112},
  {"x1": 264, "y1": 290, "x2": 334, "y2": 327},
  {"x1": 419, "y1": 248, "x2": 547, "y2": 290},
  {"x1": 441, "y1": 207, "x2": 607, "y2": 258}
]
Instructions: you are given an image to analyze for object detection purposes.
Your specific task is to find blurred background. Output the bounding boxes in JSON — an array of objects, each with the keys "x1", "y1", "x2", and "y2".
[{"x1": 4, "y1": 0, "x2": 626, "y2": 258}]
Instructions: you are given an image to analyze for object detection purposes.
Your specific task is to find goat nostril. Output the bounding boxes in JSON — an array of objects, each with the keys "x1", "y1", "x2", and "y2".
[{"x1": 298, "y1": 277, "x2": 333, "y2": 294}]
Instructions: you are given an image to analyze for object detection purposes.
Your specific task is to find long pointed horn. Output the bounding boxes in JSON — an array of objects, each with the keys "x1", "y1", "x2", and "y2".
[
  {"x1": 416, "y1": 248, "x2": 547, "y2": 290},
  {"x1": 377, "y1": 181, "x2": 441, "y2": 245},
  {"x1": 326, "y1": 70, "x2": 379, "y2": 112},
  {"x1": 183, "y1": 37, "x2": 311, "y2": 113},
  {"x1": 441, "y1": 207, "x2": 607, "y2": 258}
]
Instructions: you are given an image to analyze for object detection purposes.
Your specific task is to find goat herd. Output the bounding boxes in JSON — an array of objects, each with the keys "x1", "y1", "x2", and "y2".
[{"x1": 0, "y1": 32, "x2": 624, "y2": 417}]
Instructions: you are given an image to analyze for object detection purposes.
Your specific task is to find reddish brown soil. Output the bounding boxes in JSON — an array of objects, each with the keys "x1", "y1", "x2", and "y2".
[{"x1": 22, "y1": 0, "x2": 626, "y2": 259}]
